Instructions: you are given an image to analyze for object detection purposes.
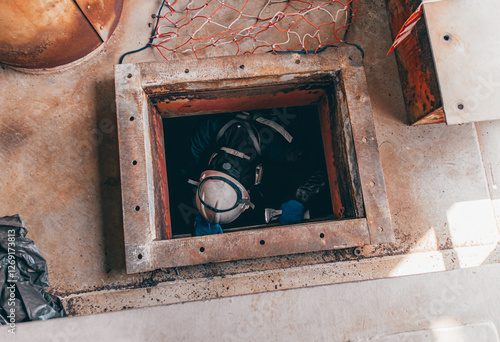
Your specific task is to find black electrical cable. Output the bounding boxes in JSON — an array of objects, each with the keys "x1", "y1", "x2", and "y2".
[
  {"x1": 343, "y1": 6, "x2": 354, "y2": 41},
  {"x1": 119, "y1": 0, "x2": 167, "y2": 64},
  {"x1": 341, "y1": 4, "x2": 365, "y2": 58},
  {"x1": 267, "y1": 44, "x2": 338, "y2": 54},
  {"x1": 343, "y1": 41, "x2": 364, "y2": 58}
]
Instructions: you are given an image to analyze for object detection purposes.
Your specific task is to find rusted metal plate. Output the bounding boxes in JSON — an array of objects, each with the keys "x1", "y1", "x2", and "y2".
[
  {"x1": 0, "y1": 0, "x2": 100, "y2": 69},
  {"x1": 424, "y1": 0, "x2": 500, "y2": 124},
  {"x1": 138, "y1": 53, "x2": 340, "y2": 89},
  {"x1": 115, "y1": 47, "x2": 393, "y2": 273},
  {"x1": 339, "y1": 47, "x2": 394, "y2": 244},
  {"x1": 333, "y1": 75, "x2": 365, "y2": 219},
  {"x1": 115, "y1": 64, "x2": 155, "y2": 274},
  {"x1": 147, "y1": 101, "x2": 172, "y2": 240},
  {"x1": 385, "y1": 0, "x2": 445, "y2": 125},
  {"x1": 152, "y1": 219, "x2": 370, "y2": 268},
  {"x1": 318, "y1": 96, "x2": 346, "y2": 219},
  {"x1": 0, "y1": 0, "x2": 122, "y2": 69},
  {"x1": 152, "y1": 87, "x2": 325, "y2": 117},
  {"x1": 73, "y1": 0, "x2": 123, "y2": 42}
]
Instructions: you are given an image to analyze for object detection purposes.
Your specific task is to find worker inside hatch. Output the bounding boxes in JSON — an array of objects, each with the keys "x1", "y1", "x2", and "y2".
[{"x1": 182, "y1": 108, "x2": 328, "y2": 236}]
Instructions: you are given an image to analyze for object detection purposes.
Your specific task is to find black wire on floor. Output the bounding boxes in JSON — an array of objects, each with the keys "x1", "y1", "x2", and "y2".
[{"x1": 119, "y1": 0, "x2": 167, "y2": 64}]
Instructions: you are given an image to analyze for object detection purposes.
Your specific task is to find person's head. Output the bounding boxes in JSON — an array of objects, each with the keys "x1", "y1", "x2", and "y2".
[{"x1": 196, "y1": 170, "x2": 253, "y2": 225}]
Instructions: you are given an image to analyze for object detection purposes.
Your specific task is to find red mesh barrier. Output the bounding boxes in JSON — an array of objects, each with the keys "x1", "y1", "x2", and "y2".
[{"x1": 151, "y1": 0, "x2": 358, "y2": 60}]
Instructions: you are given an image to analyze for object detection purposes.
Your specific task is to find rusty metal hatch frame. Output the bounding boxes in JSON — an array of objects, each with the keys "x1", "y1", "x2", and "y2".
[{"x1": 115, "y1": 46, "x2": 393, "y2": 274}]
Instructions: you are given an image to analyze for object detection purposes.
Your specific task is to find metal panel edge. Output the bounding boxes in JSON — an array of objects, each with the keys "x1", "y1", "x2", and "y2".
[
  {"x1": 115, "y1": 64, "x2": 155, "y2": 273},
  {"x1": 152, "y1": 219, "x2": 370, "y2": 269},
  {"x1": 137, "y1": 49, "x2": 343, "y2": 90},
  {"x1": 337, "y1": 46, "x2": 394, "y2": 244}
]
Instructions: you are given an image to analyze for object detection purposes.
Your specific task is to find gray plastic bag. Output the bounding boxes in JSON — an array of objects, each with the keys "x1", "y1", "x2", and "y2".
[{"x1": 0, "y1": 214, "x2": 66, "y2": 324}]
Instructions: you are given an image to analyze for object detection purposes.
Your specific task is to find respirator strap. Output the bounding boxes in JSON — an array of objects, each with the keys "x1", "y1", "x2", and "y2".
[
  {"x1": 187, "y1": 179, "x2": 200, "y2": 186},
  {"x1": 255, "y1": 116, "x2": 293, "y2": 143},
  {"x1": 216, "y1": 118, "x2": 262, "y2": 156},
  {"x1": 220, "y1": 147, "x2": 251, "y2": 160}
]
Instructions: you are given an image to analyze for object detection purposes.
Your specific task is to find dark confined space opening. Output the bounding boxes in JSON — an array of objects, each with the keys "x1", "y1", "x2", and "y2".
[{"x1": 162, "y1": 105, "x2": 335, "y2": 237}]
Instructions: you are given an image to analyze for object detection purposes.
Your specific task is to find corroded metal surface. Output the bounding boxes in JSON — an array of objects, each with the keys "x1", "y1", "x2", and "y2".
[
  {"x1": 152, "y1": 86, "x2": 326, "y2": 117},
  {"x1": 0, "y1": 0, "x2": 122, "y2": 69},
  {"x1": 115, "y1": 63, "x2": 155, "y2": 274},
  {"x1": 318, "y1": 96, "x2": 345, "y2": 219},
  {"x1": 153, "y1": 219, "x2": 370, "y2": 268},
  {"x1": 115, "y1": 46, "x2": 393, "y2": 273},
  {"x1": 385, "y1": 0, "x2": 445, "y2": 125},
  {"x1": 147, "y1": 100, "x2": 172, "y2": 240},
  {"x1": 333, "y1": 73, "x2": 365, "y2": 219},
  {"x1": 74, "y1": 0, "x2": 123, "y2": 42},
  {"x1": 339, "y1": 50, "x2": 394, "y2": 244}
]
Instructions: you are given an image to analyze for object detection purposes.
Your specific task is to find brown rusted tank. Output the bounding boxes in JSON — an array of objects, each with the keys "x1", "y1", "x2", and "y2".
[{"x1": 0, "y1": 0, "x2": 123, "y2": 69}]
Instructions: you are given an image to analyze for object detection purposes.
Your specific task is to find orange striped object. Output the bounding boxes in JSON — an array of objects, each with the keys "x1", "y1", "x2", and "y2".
[{"x1": 387, "y1": 4, "x2": 424, "y2": 55}]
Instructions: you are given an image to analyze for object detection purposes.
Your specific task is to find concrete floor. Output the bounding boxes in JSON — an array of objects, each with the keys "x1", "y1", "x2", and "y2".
[
  {"x1": 0, "y1": 0, "x2": 499, "y2": 339},
  {"x1": 3, "y1": 264, "x2": 500, "y2": 341}
]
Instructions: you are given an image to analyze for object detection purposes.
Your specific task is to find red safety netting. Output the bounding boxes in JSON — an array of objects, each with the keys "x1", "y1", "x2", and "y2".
[{"x1": 151, "y1": 0, "x2": 358, "y2": 60}]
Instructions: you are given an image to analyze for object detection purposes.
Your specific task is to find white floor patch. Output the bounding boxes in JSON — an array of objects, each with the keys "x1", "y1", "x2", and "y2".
[{"x1": 356, "y1": 322, "x2": 499, "y2": 342}]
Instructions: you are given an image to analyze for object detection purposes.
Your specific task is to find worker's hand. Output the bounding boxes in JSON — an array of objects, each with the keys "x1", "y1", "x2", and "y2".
[
  {"x1": 194, "y1": 215, "x2": 223, "y2": 236},
  {"x1": 279, "y1": 200, "x2": 305, "y2": 225}
]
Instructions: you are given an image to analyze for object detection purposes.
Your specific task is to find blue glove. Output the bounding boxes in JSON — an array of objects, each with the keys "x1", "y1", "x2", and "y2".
[
  {"x1": 279, "y1": 200, "x2": 305, "y2": 225},
  {"x1": 194, "y1": 215, "x2": 223, "y2": 236}
]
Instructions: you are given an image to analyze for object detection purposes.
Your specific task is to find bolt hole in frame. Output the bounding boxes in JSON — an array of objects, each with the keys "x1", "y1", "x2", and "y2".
[
  {"x1": 441, "y1": 33, "x2": 452, "y2": 43},
  {"x1": 115, "y1": 46, "x2": 393, "y2": 273}
]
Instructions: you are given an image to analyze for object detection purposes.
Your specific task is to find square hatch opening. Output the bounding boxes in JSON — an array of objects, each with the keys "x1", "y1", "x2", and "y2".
[
  {"x1": 115, "y1": 46, "x2": 393, "y2": 274},
  {"x1": 163, "y1": 104, "x2": 338, "y2": 238}
]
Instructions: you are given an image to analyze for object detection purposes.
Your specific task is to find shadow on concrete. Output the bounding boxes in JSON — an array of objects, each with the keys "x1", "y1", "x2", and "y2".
[{"x1": 95, "y1": 78, "x2": 127, "y2": 275}]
